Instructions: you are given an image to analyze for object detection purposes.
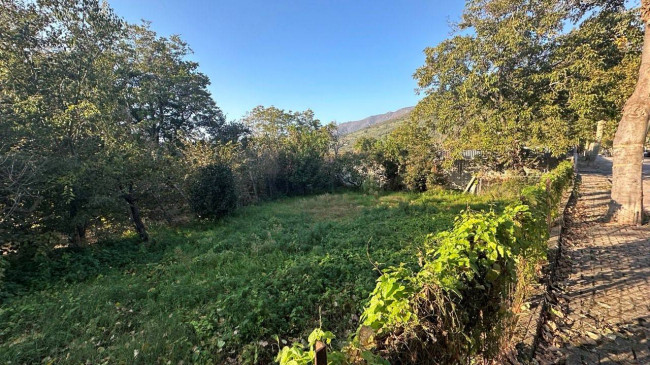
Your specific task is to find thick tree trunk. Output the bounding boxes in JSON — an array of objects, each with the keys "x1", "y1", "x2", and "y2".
[
  {"x1": 611, "y1": 21, "x2": 650, "y2": 225},
  {"x1": 122, "y1": 184, "x2": 149, "y2": 242}
]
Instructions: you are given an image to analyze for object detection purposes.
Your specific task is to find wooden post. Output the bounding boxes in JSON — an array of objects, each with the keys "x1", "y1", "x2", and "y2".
[
  {"x1": 314, "y1": 341, "x2": 327, "y2": 365},
  {"x1": 464, "y1": 176, "x2": 477, "y2": 194}
]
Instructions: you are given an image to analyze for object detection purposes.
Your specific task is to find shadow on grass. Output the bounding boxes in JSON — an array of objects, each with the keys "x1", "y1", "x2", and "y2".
[{"x1": 2, "y1": 191, "x2": 509, "y2": 301}]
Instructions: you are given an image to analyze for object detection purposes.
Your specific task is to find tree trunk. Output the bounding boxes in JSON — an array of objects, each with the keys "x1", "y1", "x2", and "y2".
[
  {"x1": 70, "y1": 223, "x2": 87, "y2": 248},
  {"x1": 611, "y1": 18, "x2": 650, "y2": 225},
  {"x1": 68, "y1": 196, "x2": 87, "y2": 248},
  {"x1": 122, "y1": 184, "x2": 149, "y2": 242},
  {"x1": 587, "y1": 120, "x2": 606, "y2": 161},
  {"x1": 248, "y1": 170, "x2": 259, "y2": 201}
]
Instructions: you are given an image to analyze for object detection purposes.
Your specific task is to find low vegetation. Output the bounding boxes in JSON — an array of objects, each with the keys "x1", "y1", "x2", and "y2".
[
  {"x1": 277, "y1": 161, "x2": 574, "y2": 364},
  {"x1": 1, "y1": 0, "x2": 641, "y2": 363},
  {"x1": 0, "y1": 190, "x2": 508, "y2": 364}
]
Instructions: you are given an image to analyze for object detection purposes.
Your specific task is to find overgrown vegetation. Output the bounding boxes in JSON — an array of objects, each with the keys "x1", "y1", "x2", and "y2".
[
  {"x1": 1, "y1": 0, "x2": 637, "y2": 255},
  {"x1": 189, "y1": 163, "x2": 238, "y2": 219},
  {"x1": 0, "y1": 191, "x2": 507, "y2": 364},
  {"x1": 0, "y1": 0, "x2": 639, "y2": 363},
  {"x1": 277, "y1": 161, "x2": 574, "y2": 364},
  {"x1": 346, "y1": 119, "x2": 447, "y2": 192},
  {"x1": 0, "y1": 0, "x2": 356, "y2": 265}
]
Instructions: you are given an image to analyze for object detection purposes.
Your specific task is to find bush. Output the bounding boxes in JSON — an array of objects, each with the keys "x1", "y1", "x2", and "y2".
[
  {"x1": 277, "y1": 161, "x2": 575, "y2": 364},
  {"x1": 189, "y1": 163, "x2": 238, "y2": 219},
  {"x1": 0, "y1": 255, "x2": 7, "y2": 296}
]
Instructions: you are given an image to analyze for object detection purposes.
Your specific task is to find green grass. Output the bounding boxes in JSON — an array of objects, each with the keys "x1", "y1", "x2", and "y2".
[{"x1": 0, "y1": 190, "x2": 508, "y2": 364}]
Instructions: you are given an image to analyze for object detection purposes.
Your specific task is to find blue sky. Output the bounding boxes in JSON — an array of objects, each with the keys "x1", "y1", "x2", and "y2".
[{"x1": 108, "y1": 0, "x2": 464, "y2": 124}]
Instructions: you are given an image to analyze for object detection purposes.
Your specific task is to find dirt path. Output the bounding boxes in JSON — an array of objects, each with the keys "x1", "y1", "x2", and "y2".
[{"x1": 536, "y1": 156, "x2": 650, "y2": 364}]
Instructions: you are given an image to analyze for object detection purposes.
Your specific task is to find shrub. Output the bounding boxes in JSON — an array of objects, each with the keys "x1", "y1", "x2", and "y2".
[
  {"x1": 278, "y1": 160, "x2": 574, "y2": 364},
  {"x1": 0, "y1": 255, "x2": 7, "y2": 295},
  {"x1": 189, "y1": 163, "x2": 238, "y2": 219}
]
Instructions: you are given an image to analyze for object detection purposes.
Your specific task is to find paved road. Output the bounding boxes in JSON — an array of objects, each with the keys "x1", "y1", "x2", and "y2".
[{"x1": 537, "y1": 156, "x2": 650, "y2": 364}]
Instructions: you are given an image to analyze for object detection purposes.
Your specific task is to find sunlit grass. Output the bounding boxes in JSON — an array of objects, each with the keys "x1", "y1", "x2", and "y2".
[{"x1": 0, "y1": 190, "x2": 509, "y2": 364}]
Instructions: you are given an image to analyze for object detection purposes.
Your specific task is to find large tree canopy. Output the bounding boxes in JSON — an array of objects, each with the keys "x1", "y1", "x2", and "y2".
[
  {"x1": 121, "y1": 23, "x2": 227, "y2": 145},
  {"x1": 0, "y1": 0, "x2": 234, "y2": 247},
  {"x1": 241, "y1": 106, "x2": 337, "y2": 196},
  {"x1": 413, "y1": 0, "x2": 641, "y2": 168}
]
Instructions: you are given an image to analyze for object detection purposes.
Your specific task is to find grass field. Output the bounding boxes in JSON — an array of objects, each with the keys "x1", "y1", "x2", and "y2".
[{"x1": 0, "y1": 190, "x2": 509, "y2": 364}]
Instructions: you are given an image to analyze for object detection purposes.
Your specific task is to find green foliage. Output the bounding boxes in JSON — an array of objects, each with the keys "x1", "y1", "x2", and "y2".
[
  {"x1": 1, "y1": 0, "x2": 342, "y2": 261},
  {"x1": 389, "y1": 120, "x2": 446, "y2": 191},
  {"x1": 281, "y1": 161, "x2": 574, "y2": 363},
  {"x1": 240, "y1": 106, "x2": 337, "y2": 199},
  {"x1": 1, "y1": 0, "x2": 590, "y2": 362},
  {"x1": 189, "y1": 163, "x2": 238, "y2": 219},
  {"x1": 413, "y1": 0, "x2": 640, "y2": 166},
  {"x1": 275, "y1": 328, "x2": 336, "y2": 365},
  {"x1": 0, "y1": 0, "x2": 242, "y2": 250},
  {"x1": 0, "y1": 191, "x2": 504, "y2": 364},
  {"x1": 123, "y1": 22, "x2": 228, "y2": 145},
  {"x1": 346, "y1": 119, "x2": 446, "y2": 193},
  {"x1": 360, "y1": 266, "x2": 419, "y2": 333},
  {"x1": 421, "y1": 206, "x2": 527, "y2": 294},
  {"x1": 1, "y1": 0, "x2": 130, "y2": 244},
  {"x1": 542, "y1": 9, "x2": 642, "y2": 148}
]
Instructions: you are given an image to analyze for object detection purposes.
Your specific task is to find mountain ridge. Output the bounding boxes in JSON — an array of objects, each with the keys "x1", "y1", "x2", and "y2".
[{"x1": 337, "y1": 106, "x2": 414, "y2": 135}]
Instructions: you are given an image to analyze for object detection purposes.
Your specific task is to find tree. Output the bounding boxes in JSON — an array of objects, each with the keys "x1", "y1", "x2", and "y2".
[
  {"x1": 413, "y1": 0, "x2": 568, "y2": 169},
  {"x1": 241, "y1": 106, "x2": 336, "y2": 197},
  {"x1": 120, "y1": 23, "x2": 227, "y2": 146},
  {"x1": 0, "y1": 0, "x2": 128, "y2": 246},
  {"x1": 540, "y1": 9, "x2": 641, "y2": 151},
  {"x1": 413, "y1": 0, "x2": 639, "y2": 172},
  {"x1": 390, "y1": 120, "x2": 446, "y2": 191},
  {"x1": 349, "y1": 120, "x2": 445, "y2": 192},
  {"x1": 0, "y1": 0, "x2": 237, "y2": 249},
  {"x1": 611, "y1": 1, "x2": 650, "y2": 224}
]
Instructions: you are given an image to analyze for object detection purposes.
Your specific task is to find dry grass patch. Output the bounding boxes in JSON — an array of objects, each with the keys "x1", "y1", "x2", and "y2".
[{"x1": 295, "y1": 193, "x2": 368, "y2": 221}]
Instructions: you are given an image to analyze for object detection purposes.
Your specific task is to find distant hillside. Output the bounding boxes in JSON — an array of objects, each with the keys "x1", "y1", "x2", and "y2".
[
  {"x1": 339, "y1": 108, "x2": 413, "y2": 152},
  {"x1": 337, "y1": 106, "x2": 414, "y2": 136}
]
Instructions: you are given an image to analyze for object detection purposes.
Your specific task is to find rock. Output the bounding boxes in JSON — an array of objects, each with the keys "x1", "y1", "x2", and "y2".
[{"x1": 585, "y1": 331, "x2": 600, "y2": 341}]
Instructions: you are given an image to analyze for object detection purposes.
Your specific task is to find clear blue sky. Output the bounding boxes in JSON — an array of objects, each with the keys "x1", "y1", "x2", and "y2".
[{"x1": 107, "y1": 0, "x2": 464, "y2": 124}]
